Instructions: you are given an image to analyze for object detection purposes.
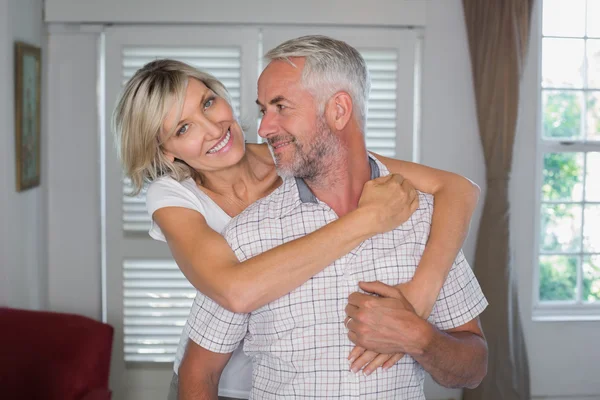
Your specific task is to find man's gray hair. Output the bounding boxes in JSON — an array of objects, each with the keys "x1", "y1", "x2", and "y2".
[{"x1": 265, "y1": 35, "x2": 370, "y2": 128}]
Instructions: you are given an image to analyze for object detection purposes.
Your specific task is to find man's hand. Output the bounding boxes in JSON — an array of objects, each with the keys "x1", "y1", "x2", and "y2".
[{"x1": 345, "y1": 281, "x2": 431, "y2": 356}]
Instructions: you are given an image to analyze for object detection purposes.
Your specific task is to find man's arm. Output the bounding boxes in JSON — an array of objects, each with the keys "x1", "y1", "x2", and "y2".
[
  {"x1": 345, "y1": 281, "x2": 487, "y2": 389},
  {"x1": 411, "y1": 318, "x2": 487, "y2": 389},
  {"x1": 178, "y1": 340, "x2": 233, "y2": 400}
]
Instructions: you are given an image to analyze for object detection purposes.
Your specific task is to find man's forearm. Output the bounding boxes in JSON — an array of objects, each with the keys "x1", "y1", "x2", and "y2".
[
  {"x1": 178, "y1": 341, "x2": 229, "y2": 400},
  {"x1": 179, "y1": 373, "x2": 219, "y2": 400},
  {"x1": 411, "y1": 325, "x2": 487, "y2": 389}
]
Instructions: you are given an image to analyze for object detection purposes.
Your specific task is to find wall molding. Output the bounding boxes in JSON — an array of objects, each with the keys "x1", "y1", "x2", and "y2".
[{"x1": 45, "y1": 0, "x2": 427, "y2": 26}]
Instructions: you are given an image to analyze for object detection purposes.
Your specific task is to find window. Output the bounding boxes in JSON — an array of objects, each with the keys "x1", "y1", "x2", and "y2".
[{"x1": 537, "y1": 0, "x2": 600, "y2": 315}]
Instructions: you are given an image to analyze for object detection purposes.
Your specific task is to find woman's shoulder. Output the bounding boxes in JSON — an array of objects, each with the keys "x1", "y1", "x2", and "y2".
[
  {"x1": 146, "y1": 175, "x2": 205, "y2": 210},
  {"x1": 147, "y1": 175, "x2": 196, "y2": 195}
]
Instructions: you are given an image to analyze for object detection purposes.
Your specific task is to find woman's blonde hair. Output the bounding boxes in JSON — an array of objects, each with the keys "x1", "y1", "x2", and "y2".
[{"x1": 113, "y1": 59, "x2": 233, "y2": 195}]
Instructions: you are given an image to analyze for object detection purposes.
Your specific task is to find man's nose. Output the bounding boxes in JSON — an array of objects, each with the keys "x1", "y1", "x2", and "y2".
[{"x1": 258, "y1": 111, "x2": 277, "y2": 139}]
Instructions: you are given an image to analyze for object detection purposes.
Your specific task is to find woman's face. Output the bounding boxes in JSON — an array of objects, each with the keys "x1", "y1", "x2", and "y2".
[{"x1": 160, "y1": 78, "x2": 245, "y2": 173}]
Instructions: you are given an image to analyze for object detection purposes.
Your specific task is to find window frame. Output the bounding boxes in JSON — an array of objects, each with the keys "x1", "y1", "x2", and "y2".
[{"x1": 533, "y1": 0, "x2": 600, "y2": 320}]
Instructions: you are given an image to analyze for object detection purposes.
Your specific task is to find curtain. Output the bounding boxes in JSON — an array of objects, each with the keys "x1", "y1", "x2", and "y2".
[{"x1": 462, "y1": 1, "x2": 534, "y2": 399}]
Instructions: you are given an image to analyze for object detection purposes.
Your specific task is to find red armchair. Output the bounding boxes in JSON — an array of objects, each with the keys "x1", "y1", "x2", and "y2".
[{"x1": 0, "y1": 307, "x2": 114, "y2": 400}]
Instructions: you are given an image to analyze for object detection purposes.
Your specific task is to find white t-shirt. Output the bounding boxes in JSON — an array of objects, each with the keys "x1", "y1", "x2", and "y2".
[{"x1": 146, "y1": 175, "x2": 252, "y2": 399}]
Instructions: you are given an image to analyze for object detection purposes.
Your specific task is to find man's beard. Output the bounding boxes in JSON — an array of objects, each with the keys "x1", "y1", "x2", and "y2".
[{"x1": 269, "y1": 117, "x2": 341, "y2": 180}]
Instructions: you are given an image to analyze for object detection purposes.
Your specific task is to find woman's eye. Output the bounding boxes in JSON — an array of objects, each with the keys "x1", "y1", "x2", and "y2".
[
  {"x1": 203, "y1": 98, "x2": 214, "y2": 109},
  {"x1": 177, "y1": 124, "x2": 189, "y2": 136}
]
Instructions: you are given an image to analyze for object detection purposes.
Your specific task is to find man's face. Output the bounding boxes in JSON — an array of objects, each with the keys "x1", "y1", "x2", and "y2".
[{"x1": 256, "y1": 58, "x2": 340, "y2": 179}]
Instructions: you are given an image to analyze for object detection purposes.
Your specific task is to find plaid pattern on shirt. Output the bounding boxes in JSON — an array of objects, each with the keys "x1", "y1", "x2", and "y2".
[{"x1": 186, "y1": 156, "x2": 488, "y2": 399}]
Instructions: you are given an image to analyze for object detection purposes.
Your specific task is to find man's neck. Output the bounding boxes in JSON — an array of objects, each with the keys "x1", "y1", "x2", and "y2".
[{"x1": 305, "y1": 142, "x2": 372, "y2": 218}]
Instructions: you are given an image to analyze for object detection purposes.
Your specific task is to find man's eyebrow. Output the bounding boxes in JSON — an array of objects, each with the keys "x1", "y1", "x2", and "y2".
[
  {"x1": 269, "y1": 96, "x2": 286, "y2": 105},
  {"x1": 255, "y1": 96, "x2": 286, "y2": 108}
]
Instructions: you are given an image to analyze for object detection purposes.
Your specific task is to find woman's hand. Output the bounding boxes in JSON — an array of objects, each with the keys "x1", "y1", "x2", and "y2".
[
  {"x1": 348, "y1": 346, "x2": 404, "y2": 376},
  {"x1": 357, "y1": 174, "x2": 419, "y2": 235}
]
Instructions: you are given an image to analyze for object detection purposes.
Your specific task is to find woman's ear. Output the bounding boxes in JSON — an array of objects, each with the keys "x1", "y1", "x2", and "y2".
[
  {"x1": 325, "y1": 91, "x2": 353, "y2": 131},
  {"x1": 162, "y1": 148, "x2": 176, "y2": 163}
]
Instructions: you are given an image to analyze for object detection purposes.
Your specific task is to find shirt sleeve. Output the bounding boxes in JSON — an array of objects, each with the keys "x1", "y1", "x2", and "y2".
[
  {"x1": 145, "y1": 178, "x2": 205, "y2": 242},
  {"x1": 429, "y1": 250, "x2": 489, "y2": 330},
  {"x1": 186, "y1": 290, "x2": 249, "y2": 354}
]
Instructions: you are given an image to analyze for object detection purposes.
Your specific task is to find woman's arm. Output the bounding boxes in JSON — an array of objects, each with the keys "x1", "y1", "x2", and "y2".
[
  {"x1": 347, "y1": 154, "x2": 480, "y2": 375},
  {"x1": 374, "y1": 153, "x2": 481, "y2": 318},
  {"x1": 153, "y1": 174, "x2": 418, "y2": 313}
]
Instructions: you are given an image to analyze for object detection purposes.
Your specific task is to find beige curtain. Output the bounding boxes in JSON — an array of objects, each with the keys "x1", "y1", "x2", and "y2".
[{"x1": 462, "y1": 1, "x2": 534, "y2": 399}]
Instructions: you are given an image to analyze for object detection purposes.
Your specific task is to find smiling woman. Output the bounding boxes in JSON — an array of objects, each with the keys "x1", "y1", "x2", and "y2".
[
  {"x1": 159, "y1": 78, "x2": 246, "y2": 176},
  {"x1": 113, "y1": 56, "x2": 481, "y2": 399}
]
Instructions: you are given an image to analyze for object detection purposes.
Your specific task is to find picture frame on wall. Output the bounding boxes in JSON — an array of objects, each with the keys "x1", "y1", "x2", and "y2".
[{"x1": 14, "y1": 41, "x2": 41, "y2": 192}]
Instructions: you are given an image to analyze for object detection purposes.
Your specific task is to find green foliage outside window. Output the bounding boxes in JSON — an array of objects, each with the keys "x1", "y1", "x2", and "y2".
[{"x1": 539, "y1": 91, "x2": 599, "y2": 302}]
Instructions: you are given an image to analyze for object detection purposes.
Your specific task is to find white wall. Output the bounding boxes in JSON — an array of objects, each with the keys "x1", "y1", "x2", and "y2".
[
  {"x1": 420, "y1": 1, "x2": 484, "y2": 262},
  {"x1": 46, "y1": 29, "x2": 103, "y2": 319},
  {"x1": 0, "y1": 0, "x2": 47, "y2": 310}
]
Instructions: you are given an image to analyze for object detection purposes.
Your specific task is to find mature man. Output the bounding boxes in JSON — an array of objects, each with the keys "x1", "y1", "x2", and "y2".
[{"x1": 179, "y1": 35, "x2": 488, "y2": 399}]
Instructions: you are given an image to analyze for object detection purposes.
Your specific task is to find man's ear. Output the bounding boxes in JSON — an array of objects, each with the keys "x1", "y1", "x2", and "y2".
[{"x1": 325, "y1": 91, "x2": 353, "y2": 131}]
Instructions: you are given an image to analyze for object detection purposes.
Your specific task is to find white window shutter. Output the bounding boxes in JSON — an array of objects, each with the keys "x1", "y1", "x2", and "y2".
[
  {"x1": 118, "y1": 46, "x2": 242, "y2": 361},
  {"x1": 363, "y1": 50, "x2": 398, "y2": 157},
  {"x1": 123, "y1": 259, "x2": 195, "y2": 362}
]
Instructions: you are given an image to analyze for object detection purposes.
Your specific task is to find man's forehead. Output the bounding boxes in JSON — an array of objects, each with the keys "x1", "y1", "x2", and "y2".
[{"x1": 258, "y1": 58, "x2": 305, "y2": 89}]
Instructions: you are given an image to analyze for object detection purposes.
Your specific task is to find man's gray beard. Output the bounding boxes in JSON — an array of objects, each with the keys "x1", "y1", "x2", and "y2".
[{"x1": 275, "y1": 118, "x2": 342, "y2": 181}]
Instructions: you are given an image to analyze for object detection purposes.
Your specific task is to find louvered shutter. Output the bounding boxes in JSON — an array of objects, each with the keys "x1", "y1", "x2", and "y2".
[
  {"x1": 104, "y1": 28, "x2": 258, "y2": 380},
  {"x1": 118, "y1": 46, "x2": 242, "y2": 361},
  {"x1": 123, "y1": 259, "x2": 192, "y2": 361},
  {"x1": 363, "y1": 50, "x2": 398, "y2": 157}
]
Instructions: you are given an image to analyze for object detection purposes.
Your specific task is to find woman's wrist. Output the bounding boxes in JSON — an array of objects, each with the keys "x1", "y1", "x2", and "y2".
[{"x1": 348, "y1": 206, "x2": 381, "y2": 238}]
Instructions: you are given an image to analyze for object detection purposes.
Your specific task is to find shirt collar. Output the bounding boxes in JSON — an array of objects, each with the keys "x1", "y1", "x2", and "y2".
[{"x1": 294, "y1": 155, "x2": 382, "y2": 204}]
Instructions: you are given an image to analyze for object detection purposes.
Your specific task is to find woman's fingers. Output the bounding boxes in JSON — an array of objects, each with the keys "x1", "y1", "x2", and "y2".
[
  {"x1": 382, "y1": 352, "x2": 405, "y2": 370},
  {"x1": 350, "y1": 349, "x2": 378, "y2": 374},
  {"x1": 348, "y1": 350, "x2": 406, "y2": 375}
]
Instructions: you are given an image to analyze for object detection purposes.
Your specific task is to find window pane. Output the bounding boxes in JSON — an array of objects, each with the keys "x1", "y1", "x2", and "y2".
[
  {"x1": 540, "y1": 204, "x2": 582, "y2": 252},
  {"x1": 539, "y1": 255, "x2": 578, "y2": 301},
  {"x1": 586, "y1": 152, "x2": 600, "y2": 200},
  {"x1": 542, "y1": 152, "x2": 584, "y2": 201},
  {"x1": 587, "y1": 0, "x2": 600, "y2": 38},
  {"x1": 587, "y1": 40, "x2": 600, "y2": 88},
  {"x1": 586, "y1": 92, "x2": 600, "y2": 139},
  {"x1": 584, "y1": 205, "x2": 600, "y2": 252},
  {"x1": 542, "y1": 90, "x2": 583, "y2": 139},
  {"x1": 583, "y1": 255, "x2": 600, "y2": 302},
  {"x1": 543, "y1": 0, "x2": 586, "y2": 37},
  {"x1": 542, "y1": 39, "x2": 584, "y2": 88}
]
